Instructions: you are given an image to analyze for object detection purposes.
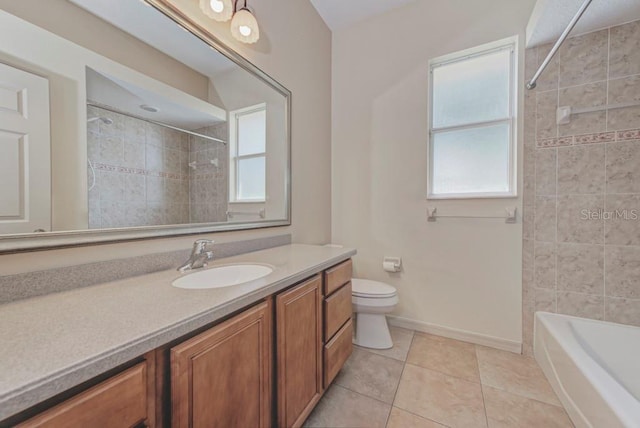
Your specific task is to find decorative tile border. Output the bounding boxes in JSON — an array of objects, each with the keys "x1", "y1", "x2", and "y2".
[
  {"x1": 574, "y1": 131, "x2": 615, "y2": 145},
  {"x1": 94, "y1": 162, "x2": 190, "y2": 180},
  {"x1": 191, "y1": 173, "x2": 223, "y2": 181},
  {"x1": 536, "y1": 128, "x2": 640, "y2": 148},
  {"x1": 617, "y1": 129, "x2": 640, "y2": 141},
  {"x1": 536, "y1": 137, "x2": 573, "y2": 148}
]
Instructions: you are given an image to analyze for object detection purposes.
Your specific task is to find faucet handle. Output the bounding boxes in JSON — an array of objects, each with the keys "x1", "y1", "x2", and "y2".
[
  {"x1": 191, "y1": 239, "x2": 213, "y2": 255},
  {"x1": 195, "y1": 239, "x2": 213, "y2": 245}
]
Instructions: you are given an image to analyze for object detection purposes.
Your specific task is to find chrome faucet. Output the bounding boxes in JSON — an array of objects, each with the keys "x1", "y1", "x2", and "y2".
[{"x1": 178, "y1": 239, "x2": 214, "y2": 272}]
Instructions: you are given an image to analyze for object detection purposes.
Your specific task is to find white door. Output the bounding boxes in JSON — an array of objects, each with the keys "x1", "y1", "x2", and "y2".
[{"x1": 0, "y1": 62, "x2": 51, "y2": 234}]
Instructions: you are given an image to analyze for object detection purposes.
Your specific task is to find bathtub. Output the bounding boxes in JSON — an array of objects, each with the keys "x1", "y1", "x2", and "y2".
[{"x1": 534, "y1": 312, "x2": 640, "y2": 428}]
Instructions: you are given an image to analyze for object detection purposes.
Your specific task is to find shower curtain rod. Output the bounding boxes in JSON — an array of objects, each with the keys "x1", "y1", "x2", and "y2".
[
  {"x1": 526, "y1": 0, "x2": 593, "y2": 90},
  {"x1": 87, "y1": 102, "x2": 226, "y2": 145}
]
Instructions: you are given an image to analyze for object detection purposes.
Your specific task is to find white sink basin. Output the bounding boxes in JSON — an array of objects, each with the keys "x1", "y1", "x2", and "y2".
[{"x1": 172, "y1": 264, "x2": 274, "y2": 289}]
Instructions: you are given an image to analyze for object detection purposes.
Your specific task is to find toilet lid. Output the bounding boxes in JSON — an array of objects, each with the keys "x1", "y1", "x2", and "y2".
[{"x1": 351, "y1": 278, "x2": 397, "y2": 298}]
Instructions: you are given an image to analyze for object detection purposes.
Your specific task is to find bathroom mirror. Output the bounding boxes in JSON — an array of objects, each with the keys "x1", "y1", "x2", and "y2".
[{"x1": 0, "y1": 0, "x2": 290, "y2": 252}]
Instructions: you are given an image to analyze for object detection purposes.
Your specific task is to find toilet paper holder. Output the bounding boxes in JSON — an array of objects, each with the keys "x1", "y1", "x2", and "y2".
[{"x1": 383, "y1": 257, "x2": 402, "y2": 273}]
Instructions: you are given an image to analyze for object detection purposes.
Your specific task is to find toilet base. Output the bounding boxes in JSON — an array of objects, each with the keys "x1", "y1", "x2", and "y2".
[{"x1": 353, "y1": 313, "x2": 393, "y2": 349}]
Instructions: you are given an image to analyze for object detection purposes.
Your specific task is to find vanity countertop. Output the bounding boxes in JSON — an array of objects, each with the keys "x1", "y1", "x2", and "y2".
[{"x1": 0, "y1": 244, "x2": 356, "y2": 421}]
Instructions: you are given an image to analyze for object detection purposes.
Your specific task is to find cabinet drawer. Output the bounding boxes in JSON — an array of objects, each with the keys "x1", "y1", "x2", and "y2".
[
  {"x1": 323, "y1": 319, "x2": 353, "y2": 388},
  {"x1": 19, "y1": 363, "x2": 148, "y2": 428},
  {"x1": 324, "y1": 282, "x2": 352, "y2": 340},
  {"x1": 324, "y1": 259, "x2": 352, "y2": 296}
]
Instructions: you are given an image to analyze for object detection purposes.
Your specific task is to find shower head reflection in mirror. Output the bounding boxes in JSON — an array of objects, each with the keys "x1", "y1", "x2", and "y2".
[{"x1": 86, "y1": 116, "x2": 114, "y2": 125}]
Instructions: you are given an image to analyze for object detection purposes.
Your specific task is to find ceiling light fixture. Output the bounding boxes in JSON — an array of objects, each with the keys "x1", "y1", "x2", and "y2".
[
  {"x1": 230, "y1": 0, "x2": 260, "y2": 44},
  {"x1": 199, "y1": 0, "x2": 233, "y2": 22},
  {"x1": 201, "y1": 0, "x2": 260, "y2": 45}
]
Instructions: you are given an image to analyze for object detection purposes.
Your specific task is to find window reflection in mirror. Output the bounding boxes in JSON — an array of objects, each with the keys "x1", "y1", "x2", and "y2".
[{"x1": 230, "y1": 104, "x2": 267, "y2": 203}]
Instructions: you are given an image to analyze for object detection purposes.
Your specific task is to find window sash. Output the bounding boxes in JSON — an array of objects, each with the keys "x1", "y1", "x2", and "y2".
[
  {"x1": 431, "y1": 117, "x2": 512, "y2": 135},
  {"x1": 428, "y1": 40, "x2": 516, "y2": 199},
  {"x1": 236, "y1": 107, "x2": 266, "y2": 156},
  {"x1": 229, "y1": 104, "x2": 267, "y2": 202},
  {"x1": 430, "y1": 44, "x2": 513, "y2": 70},
  {"x1": 234, "y1": 154, "x2": 266, "y2": 202},
  {"x1": 235, "y1": 154, "x2": 266, "y2": 201},
  {"x1": 429, "y1": 120, "x2": 514, "y2": 199}
]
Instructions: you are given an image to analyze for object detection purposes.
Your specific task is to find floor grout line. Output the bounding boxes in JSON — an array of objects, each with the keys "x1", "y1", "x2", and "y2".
[
  {"x1": 478, "y1": 382, "x2": 565, "y2": 409},
  {"x1": 402, "y1": 361, "x2": 483, "y2": 387},
  {"x1": 330, "y1": 383, "x2": 393, "y2": 408},
  {"x1": 474, "y1": 345, "x2": 492, "y2": 427},
  {"x1": 383, "y1": 330, "x2": 414, "y2": 428},
  {"x1": 391, "y1": 403, "x2": 452, "y2": 428},
  {"x1": 354, "y1": 345, "x2": 410, "y2": 363}
]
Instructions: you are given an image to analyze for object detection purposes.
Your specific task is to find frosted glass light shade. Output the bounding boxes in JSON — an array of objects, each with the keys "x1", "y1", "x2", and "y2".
[
  {"x1": 199, "y1": 0, "x2": 233, "y2": 22},
  {"x1": 230, "y1": 8, "x2": 260, "y2": 44}
]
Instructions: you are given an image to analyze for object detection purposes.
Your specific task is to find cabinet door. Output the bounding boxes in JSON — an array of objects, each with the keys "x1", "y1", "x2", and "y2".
[
  {"x1": 171, "y1": 300, "x2": 272, "y2": 428},
  {"x1": 276, "y1": 275, "x2": 323, "y2": 428}
]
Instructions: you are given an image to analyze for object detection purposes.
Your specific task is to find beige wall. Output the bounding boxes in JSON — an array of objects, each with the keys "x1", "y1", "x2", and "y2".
[
  {"x1": 522, "y1": 20, "x2": 640, "y2": 354},
  {"x1": 332, "y1": 0, "x2": 536, "y2": 348},
  {"x1": 0, "y1": 0, "x2": 331, "y2": 274}
]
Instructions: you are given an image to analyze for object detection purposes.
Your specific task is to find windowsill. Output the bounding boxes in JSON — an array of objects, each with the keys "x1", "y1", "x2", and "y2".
[
  {"x1": 427, "y1": 192, "x2": 518, "y2": 200},
  {"x1": 228, "y1": 200, "x2": 266, "y2": 204}
]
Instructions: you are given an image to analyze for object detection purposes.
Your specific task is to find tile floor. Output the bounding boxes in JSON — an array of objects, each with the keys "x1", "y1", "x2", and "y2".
[{"x1": 305, "y1": 327, "x2": 574, "y2": 428}]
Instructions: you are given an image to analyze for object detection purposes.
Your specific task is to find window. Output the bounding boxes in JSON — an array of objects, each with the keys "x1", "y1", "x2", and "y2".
[
  {"x1": 229, "y1": 104, "x2": 266, "y2": 202},
  {"x1": 428, "y1": 39, "x2": 517, "y2": 199}
]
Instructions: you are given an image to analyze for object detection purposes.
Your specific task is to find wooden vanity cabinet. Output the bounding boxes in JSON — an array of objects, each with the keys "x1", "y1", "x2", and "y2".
[
  {"x1": 8, "y1": 259, "x2": 355, "y2": 428},
  {"x1": 170, "y1": 300, "x2": 272, "y2": 428},
  {"x1": 275, "y1": 275, "x2": 323, "y2": 428}
]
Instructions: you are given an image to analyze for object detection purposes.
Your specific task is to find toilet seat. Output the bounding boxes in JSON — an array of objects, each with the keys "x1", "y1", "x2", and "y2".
[{"x1": 351, "y1": 278, "x2": 397, "y2": 298}]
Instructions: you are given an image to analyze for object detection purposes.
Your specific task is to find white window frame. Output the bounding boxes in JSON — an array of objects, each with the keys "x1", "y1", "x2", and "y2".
[
  {"x1": 229, "y1": 103, "x2": 267, "y2": 203},
  {"x1": 427, "y1": 37, "x2": 518, "y2": 200}
]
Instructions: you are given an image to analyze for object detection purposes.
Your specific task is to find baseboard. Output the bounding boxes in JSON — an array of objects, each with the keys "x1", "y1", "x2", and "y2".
[{"x1": 387, "y1": 315, "x2": 522, "y2": 354}]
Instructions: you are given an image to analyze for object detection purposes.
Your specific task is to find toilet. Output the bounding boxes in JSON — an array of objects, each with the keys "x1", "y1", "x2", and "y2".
[{"x1": 351, "y1": 278, "x2": 398, "y2": 349}]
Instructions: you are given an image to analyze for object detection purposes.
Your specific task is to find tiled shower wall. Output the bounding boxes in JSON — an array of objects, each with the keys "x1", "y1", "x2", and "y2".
[
  {"x1": 87, "y1": 106, "x2": 228, "y2": 228},
  {"x1": 189, "y1": 124, "x2": 228, "y2": 223},
  {"x1": 522, "y1": 20, "x2": 640, "y2": 354}
]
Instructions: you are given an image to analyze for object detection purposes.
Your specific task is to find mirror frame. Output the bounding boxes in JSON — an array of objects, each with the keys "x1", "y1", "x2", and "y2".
[{"x1": 0, "y1": 0, "x2": 291, "y2": 253}]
